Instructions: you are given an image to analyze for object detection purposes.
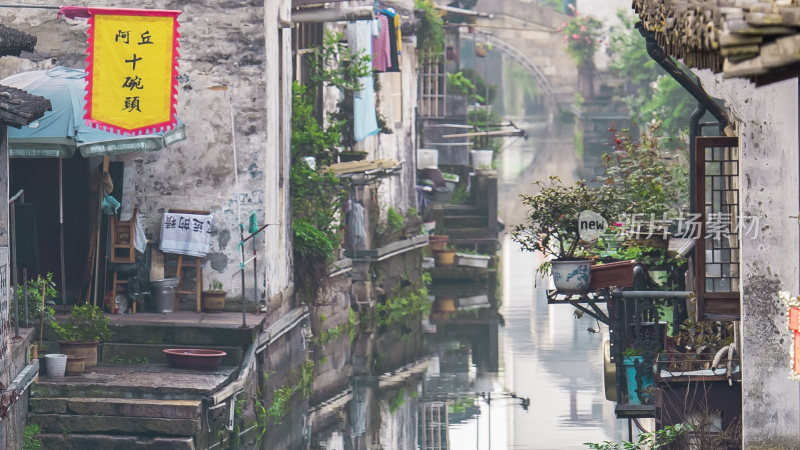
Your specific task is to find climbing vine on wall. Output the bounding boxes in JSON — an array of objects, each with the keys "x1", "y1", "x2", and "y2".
[{"x1": 291, "y1": 31, "x2": 371, "y2": 302}]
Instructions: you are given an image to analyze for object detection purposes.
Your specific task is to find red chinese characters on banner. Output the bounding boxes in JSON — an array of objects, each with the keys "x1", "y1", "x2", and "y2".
[{"x1": 85, "y1": 8, "x2": 180, "y2": 135}]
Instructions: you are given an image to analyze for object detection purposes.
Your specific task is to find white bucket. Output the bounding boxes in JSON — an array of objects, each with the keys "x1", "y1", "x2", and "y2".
[
  {"x1": 470, "y1": 150, "x2": 493, "y2": 169},
  {"x1": 417, "y1": 149, "x2": 439, "y2": 169},
  {"x1": 44, "y1": 353, "x2": 67, "y2": 378}
]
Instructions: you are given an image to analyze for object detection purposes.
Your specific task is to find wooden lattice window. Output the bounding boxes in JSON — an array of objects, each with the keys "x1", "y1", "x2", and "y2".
[
  {"x1": 418, "y1": 56, "x2": 446, "y2": 118},
  {"x1": 694, "y1": 136, "x2": 740, "y2": 321},
  {"x1": 292, "y1": 22, "x2": 322, "y2": 85}
]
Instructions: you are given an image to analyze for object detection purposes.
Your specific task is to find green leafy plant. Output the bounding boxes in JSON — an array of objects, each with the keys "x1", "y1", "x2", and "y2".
[
  {"x1": 13, "y1": 273, "x2": 56, "y2": 335},
  {"x1": 388, "y1": 389, "x2": 406, "y2": 414},
  {"x1": 584, "y1": 423, "x2": 694, "y2": 449},
  {"x1": 607, "y1": 9, "x2": 693, "y2": 138},
  {"x1": 598, "y1": 123, "x2": 689, "y2": 218},
  {"x1": 208, "y1": 280, "x2": 224, "y2": 292},
  {"x1": 365, "y1": 273, "x2": 432, "y2": 329},
  {"x1": 674, "y1": 318, "x2": 734, "y2": 357},
  {"x1": 291, "y1": 31, "x2": 374, "y2": 303},
  {"x1": 450, "y1": 184, "x2": 469, "y2": 205},
  {"x1": 558, "y1": 7, "x2": 604, "y2": 67},
  {"x1": 447, "y1": 72, "x2": 485, "y2": 105},
  {"x1": 387, "y1": 207, "x2": 405, "y2": 233},
  {"x1": 23, "y1": 423, "x2": 42, "y2": 450},
  {"x1": 50, "y1": 304, "x2": 112, "y2": 343},
  {"x1": 511, "y1": 177, "x2": 622, "y2": 269},
  {"x1": 414, "y1": 0, "x2": 445, "y2": 59}
]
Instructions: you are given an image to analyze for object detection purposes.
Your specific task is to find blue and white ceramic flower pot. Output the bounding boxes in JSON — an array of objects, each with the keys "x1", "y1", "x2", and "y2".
[{"x1": 551, "y1": 260, "x2": 592, "y2": 294}]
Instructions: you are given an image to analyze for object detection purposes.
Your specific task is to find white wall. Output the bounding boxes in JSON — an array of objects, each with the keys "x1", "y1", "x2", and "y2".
[{"x1": 697, "y1": 71, "x2": 800, "y2": 447}]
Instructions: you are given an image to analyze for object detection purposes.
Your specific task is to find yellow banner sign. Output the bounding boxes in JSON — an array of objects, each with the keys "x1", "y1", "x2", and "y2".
[{"x1": 86, "y1": 8, "x2": 180, "y2": 135}]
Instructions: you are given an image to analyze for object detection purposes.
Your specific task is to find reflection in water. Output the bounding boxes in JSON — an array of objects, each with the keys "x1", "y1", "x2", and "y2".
[{"x1": 306, "y1": 237, "x2": 625, "y2": 449}]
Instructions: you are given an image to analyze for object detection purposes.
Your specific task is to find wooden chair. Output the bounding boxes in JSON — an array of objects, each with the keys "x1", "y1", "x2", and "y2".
[{"x1": 109, "y1": 205, "x2": 138, "y2": 312}]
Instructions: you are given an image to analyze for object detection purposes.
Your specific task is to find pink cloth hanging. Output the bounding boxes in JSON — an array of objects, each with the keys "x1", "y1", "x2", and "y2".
[{"x1": 372, "y1": 14, "x2": 391, "y2": 72}]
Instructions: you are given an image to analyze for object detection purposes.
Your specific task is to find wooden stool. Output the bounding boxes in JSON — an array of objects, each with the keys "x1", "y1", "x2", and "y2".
[
  {"x1": 110, "y1": 265, "x2": 138, "y2": 314},
  {"x1": 165, "y1": 209, "x2": 209, "y2": 313},
  {"x1": 175, "y1": 254, "x2": 203, "y2": 312}
]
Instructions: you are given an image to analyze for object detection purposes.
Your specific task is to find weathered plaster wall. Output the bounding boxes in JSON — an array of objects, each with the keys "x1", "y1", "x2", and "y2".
[
  {"x1": 371, "y1": 42, "x2": 419, "y2": 218},
  {"x1": 0, "y1": 0, "x2": 293, "y2": 305},
  {"x1": 697, "y1": 71, "x2": 800, "y2": 447}
]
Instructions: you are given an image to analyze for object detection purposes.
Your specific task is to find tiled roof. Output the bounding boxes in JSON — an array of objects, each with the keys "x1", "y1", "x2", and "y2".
[
  {"x1": 0, "y1": 85, "x2": 51, "y2": 128},
  {"x1": 633, "y1": 0, "x2": 800, "y2": 85},
  {"x1": 0, "y1": 24, "x2": 36, "y2": 57}
]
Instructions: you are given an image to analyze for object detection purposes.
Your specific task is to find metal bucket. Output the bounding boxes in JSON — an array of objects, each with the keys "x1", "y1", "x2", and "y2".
[{"x1": 150, "y1": 277, "x2": 179, "y2": 313}]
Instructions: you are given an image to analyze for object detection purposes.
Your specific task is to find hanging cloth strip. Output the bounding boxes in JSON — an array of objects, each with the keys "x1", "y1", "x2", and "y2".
[
  {"x1": 347, "y1": 21, "x2": 380, "y2": 141},
  {"x1": 372, "y1": 14, "x2": 391, "y2": 72}
]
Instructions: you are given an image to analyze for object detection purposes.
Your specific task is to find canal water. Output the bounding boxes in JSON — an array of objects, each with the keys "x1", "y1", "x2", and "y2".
[{"x1": 300, "y1": 237, "x2": 625, "y2": 449}]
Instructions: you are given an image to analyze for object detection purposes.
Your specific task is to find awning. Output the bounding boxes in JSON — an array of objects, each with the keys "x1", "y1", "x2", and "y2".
[{"x1": 2, "y1": 66, "x2": 186, "y2": 158}]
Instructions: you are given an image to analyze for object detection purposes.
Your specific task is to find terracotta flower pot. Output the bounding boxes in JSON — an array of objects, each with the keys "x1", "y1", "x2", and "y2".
[
  {"x1": 201, "y1": 291, "x2": 226, "y2": 312},
  {"x1": 589, "y1": 260, "x2": 638, "y2": 290},
  {"x1": 429, "y1": 235, "x2": 449, "y2": 251},
  {"x1": 66, "y1": 355, "x2": 86, "y2": 376},
  {"x1": 59, "y1": 341, "x2": 99, "y2": 369},
  {"x1": 433, "y1": 249, "x2": 456, "y2": 267}
]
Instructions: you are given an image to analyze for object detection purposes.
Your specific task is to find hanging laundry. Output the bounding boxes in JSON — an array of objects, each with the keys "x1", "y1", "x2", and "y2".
[
  {"x1": 372, "y1": 14, "x2": 391, "y2": 72},
  {"x1": 395, "y1": 14, "x2": 402, "y2": 54},
  {"x1": 381, "y1": 11, "x2": 400, "y2": 73},
  {"x1": 347, "y1": 21, "x2": 379, "y2": 141}
]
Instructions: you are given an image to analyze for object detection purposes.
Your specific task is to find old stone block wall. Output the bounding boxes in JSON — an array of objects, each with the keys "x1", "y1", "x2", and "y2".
[
  {"x1": 0, "y1": 0, "x2": 293, "y2": 306},
  {"x1": 698, "y1": 72, "x2": 800, "y2": 447}
]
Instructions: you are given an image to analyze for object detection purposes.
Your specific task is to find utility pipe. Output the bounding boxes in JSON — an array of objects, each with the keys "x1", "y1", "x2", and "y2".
[
  {"x1": 688, "y1": 102, "x2": 707, "y2": 212},
  {"x1": 434, "y1": 4, "x2": 494, "y2": 18},
  {"x1": 636, "y1": 22, "x2": 730, "y2": 130},
  {"x1": 611, "y1": 290, "x2": 694, "y2": 299},
  {"x1": 291, "y1": 6, "x2": 373, "y2": 23}
]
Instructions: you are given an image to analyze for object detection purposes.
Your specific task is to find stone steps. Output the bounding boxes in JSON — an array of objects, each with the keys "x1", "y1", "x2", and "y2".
[
  {"x1": 30, "y1": 397, "x2": 203, "y2": 449},
  {"x1": 32, "y1": 364, "x2": 237, "y2": 400},
  {"x1": 36, "y1": 433, "x2": 195, "y2": 450},
  {"x1": 31, "y1": 413, "x2": 201, "y2": 436},
  {"x1": 446, "y1": 227, "x2": 497, "y2": 239},
  {"x1": 30, "y1": 397, "x2": 201, "y2": 419},
  {"x1": 443, "y1": 214, "x2": 488, "y2": 228}
]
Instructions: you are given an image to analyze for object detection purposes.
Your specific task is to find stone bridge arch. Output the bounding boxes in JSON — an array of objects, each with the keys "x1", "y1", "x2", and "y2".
[{"x1": 472, "y1": 1, "x2": 580, "y2": 115}]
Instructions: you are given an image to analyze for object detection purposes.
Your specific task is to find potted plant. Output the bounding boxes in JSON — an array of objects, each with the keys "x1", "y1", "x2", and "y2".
[
  {"x1": 455, "y1": 251, "x2": 492, "y2": 269},
  {"x1": 429, "y1": 234, "x2": 449, "y2": 251},
  {"x1": 589, "y1": 259, "x2": 639, "y2": 290},
  {"x1": 201, "y1": 280, "x2": 226, "y2": 312},
  {"x1": 50, "y1": 304, "x2": 113, "y2": 369},
  {"x1": 622, "y1": 347, "x2": 654, "y2": 405},
  {"x1": 511, "y1": 177, "x2": 620, "y2": 294},
  {"x1": 433, "y1": 246, "x2": 457, "y2": 267}
]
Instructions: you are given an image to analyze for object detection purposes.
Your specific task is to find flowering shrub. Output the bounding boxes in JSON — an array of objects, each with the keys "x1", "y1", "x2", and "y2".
[{"x1": 558, "y1": 7, "x2": 604, "y2": 67}]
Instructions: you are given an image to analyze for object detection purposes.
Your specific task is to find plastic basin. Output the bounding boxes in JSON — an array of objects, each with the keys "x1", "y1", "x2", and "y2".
[{"x1": 163, "y1": 349, "x2": 227, "y2": 370}]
